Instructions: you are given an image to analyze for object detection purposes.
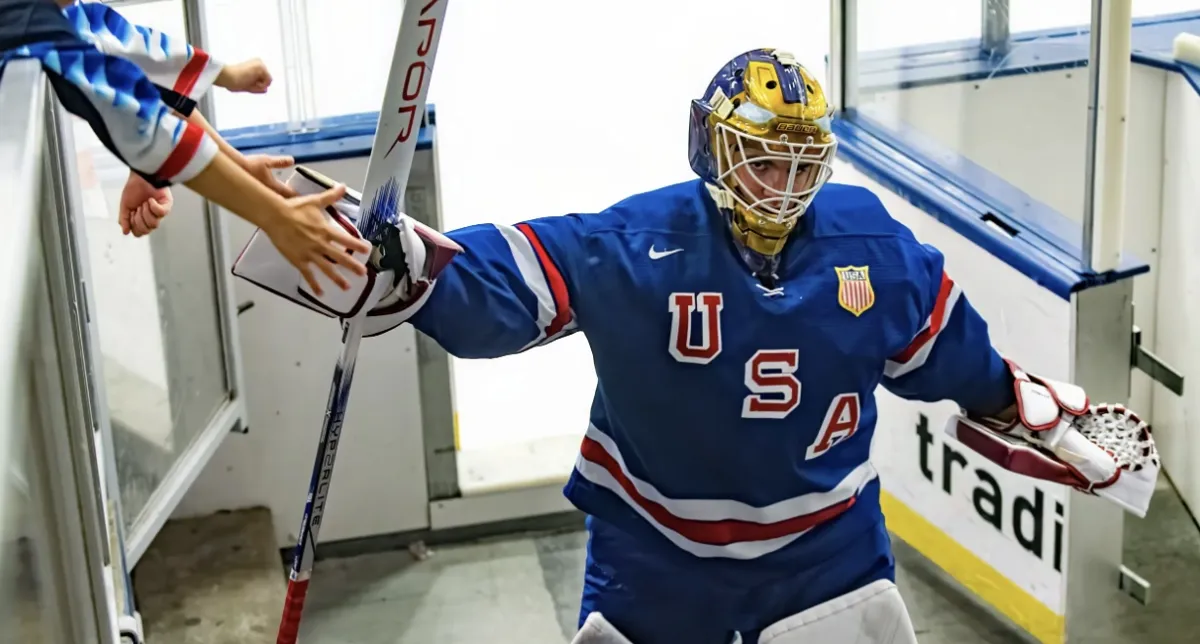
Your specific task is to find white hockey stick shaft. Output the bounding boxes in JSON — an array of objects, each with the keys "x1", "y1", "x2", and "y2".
[{"x1": 276, "y1": 2, "x2": 449, "y2": 642}]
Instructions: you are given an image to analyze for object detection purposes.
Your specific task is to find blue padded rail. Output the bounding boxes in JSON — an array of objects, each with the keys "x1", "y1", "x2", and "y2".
[
  {"x1": 834, "y1": 11, "x2": 1200, "y2": 297},
  {"x1": 221, "y1": 107, "x2": 436, "y2": 162},
  {"x1": 857, "y1": 10, "x2": 1200, "y2": 94},
  {"x1": 833, "y1": 112, "x2": 1147, "y2": 299}
]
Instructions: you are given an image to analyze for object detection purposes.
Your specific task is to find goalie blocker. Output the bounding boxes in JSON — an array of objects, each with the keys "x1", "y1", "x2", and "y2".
[
  {"x1": 946, "y1": 360, "x2": 1160, "y2": 518},
  {"x1": 232, "y1": 166, "x2": 461, "y2": 337}
]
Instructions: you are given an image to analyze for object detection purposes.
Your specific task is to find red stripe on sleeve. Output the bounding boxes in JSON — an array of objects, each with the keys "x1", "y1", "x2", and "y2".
[
  {"x1": 516, "y1": 222, "x2": 572, "y2": 337},
  {"x1": 891, "y1": 271, "x2": 954, "y2": 364},
  {"x1": 174, "y1": 49, "x2": 210, "y2": 97},
  {"x1": 155, "y1": 122, "x2": 204, "y2": 181}
]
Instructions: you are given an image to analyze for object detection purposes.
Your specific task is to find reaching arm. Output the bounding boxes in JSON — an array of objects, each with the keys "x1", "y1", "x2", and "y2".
[
  {"x1": 883, "y1": 245, "x2": 1159, "y2": 518},
  {"x1": 183, "y1": 107, "x2": 243, "y2": 164},
  {"x1": 183, "y1": 107, "x2": 298, "y2": 196},
  {"x1": 33, "y1": 40, "x2": 217, "y2": 188},
  {"x1": 408, "y1": 217, "x2": 587, "y2": 358},
  {"x1": 229, "y1": 167, "x2": 589, "y2": 338},
  {"x1": 23, "y1": 41, "x2": 367, "y2": 287},
  {"x1": 881, "y1": 243, "x2": 1015, "y2": 417},
  {"x1": 64, "y1": 2, "x2": 297, "y2": 194}
]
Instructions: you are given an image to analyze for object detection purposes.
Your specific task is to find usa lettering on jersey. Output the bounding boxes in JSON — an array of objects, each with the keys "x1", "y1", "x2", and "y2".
[{"x1": 667, "y1": 291, "x2": 861, "y2": 459}]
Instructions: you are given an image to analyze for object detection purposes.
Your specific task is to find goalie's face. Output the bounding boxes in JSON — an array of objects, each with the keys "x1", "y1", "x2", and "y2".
[
  {"x1": 717, "y1": 129, "x2": 835, "y2": 258},
  {"x1": 727, "y1": 140, "x2": 826, "y2": 207}
]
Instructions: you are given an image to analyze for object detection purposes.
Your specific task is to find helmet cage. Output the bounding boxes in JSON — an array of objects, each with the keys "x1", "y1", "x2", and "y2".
[{"x1": 712, "y1": 114, "x2": 836, "y2": 226}]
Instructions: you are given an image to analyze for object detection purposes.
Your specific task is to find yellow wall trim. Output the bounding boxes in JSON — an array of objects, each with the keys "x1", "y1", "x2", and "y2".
[{"x1": 881, "y1": 491, "x2": 1064, "y2": 644}]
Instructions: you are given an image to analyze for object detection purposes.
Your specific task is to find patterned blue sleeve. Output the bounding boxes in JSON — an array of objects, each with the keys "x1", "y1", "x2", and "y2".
[
  {"x1": 20, "y1": 42, "x2": 217, "y2": 187},
  {"x1": 63, "y1": 1, "x2": 224, "y2": 113}
]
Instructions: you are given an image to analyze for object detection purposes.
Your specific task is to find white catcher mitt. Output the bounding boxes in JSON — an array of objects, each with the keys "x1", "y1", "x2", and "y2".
[
  {"x1": 946, "y1": 360, "x2": 1159, "y2": 518},
  {"x1": 232, "y1": 166, "x2": 461, "y2": 337}
]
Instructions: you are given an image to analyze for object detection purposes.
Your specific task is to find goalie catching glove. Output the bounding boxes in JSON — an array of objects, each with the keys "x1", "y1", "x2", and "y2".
[
  {"x1": 946, "y1": 360, "x2": 1159, "y2": 518},
  {"x1": 232, "y1": 166, "x2": 461, "y2": 337}
]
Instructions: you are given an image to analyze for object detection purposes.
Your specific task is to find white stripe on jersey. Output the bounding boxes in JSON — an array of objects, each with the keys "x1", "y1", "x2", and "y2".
[
  {"x1": 885, "y1": 275, "x2": 963, "y2": 379},
  {"x1": 494, "y1": 222, "x2": 575, "y2": 350},
  {"x1": 575, "y1": 423, "x2": 877, "y2": 559}
]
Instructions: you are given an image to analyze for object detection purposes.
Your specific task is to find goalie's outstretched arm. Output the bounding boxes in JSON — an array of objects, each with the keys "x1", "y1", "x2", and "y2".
[
  {"x1": 231, "y1": 169, "x2": 593, "y2": 345},
  {"x1": 881, "y1": 243, "x2": 1015, "y2": 417},
  {"x1": 881, "y1": 244, "x2": 1159, "y2": 517},
  {"x1": 407, "y1": 216, "x2": 590, "y2": 358}
]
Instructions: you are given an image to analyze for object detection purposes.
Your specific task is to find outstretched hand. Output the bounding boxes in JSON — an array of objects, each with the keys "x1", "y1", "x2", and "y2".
[
  {"x1": 218, "y1": 58, "x2": 273, "y2": 94},
  {"x1": 243, "y1": 154, "x2": 299, "y2": 199},
  {"x1": 119, "y1": 171, "x2": 173, "y2": 237},
  {"x1": 262, "y1": 183, "x2": 373, "y2": 295}
]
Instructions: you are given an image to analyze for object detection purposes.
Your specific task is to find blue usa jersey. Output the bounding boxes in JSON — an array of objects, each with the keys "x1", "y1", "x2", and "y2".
[
  {"x1": 0, "y1": 0, "x2": 219, "y2": 187},
  {"x1": 411, "y1": 179, "x2": 1014, "y2": 567}
]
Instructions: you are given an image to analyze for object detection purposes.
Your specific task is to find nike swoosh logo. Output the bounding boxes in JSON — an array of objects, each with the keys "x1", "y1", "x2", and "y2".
[{"x1": 649, "y1": 246, "x2": 684, "y2": 260}]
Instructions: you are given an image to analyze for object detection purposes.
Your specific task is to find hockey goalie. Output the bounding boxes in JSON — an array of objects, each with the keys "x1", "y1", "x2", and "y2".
[{"x1": 234, "y1": 48, "x2": 1160, "y2": 644}]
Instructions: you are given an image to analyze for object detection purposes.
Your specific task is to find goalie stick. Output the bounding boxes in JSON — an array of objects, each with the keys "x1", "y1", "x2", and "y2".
[{"x1": 275, "y1": 1, "x2": 449, "y2": 642}]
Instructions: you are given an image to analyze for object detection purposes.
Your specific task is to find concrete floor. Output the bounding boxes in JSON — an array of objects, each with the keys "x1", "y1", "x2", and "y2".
[
  {"x1": 289, "y1": 528, "x2": 1032, "y2": 644},
  {"x1": 132, "y1": 508, "x2": 286, "y2": 643},
  {"x1": 132, "y1": 476, "x2": 1200, "y2": 644}
]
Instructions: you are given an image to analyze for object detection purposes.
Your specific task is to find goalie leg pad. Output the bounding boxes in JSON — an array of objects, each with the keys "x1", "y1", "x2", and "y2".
[
  {"x1": 570, "y1": 613, "x2": 636, "y2": 644},
  {"x1": 757, "y1": 579, "x2": 917, "y2": 644}
]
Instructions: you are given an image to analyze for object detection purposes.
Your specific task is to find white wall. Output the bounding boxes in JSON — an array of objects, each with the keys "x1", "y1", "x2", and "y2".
[
  {"x1": 1152, "y1": 72, "x2": 1200, "y2": 513},
  {"x1": 70, "y1": 113, "x2": 174, "y2": 451},
  {"x1": 859, "y1": 64, "x2": 1167, "y2": 426},
  {"x1": 172, "y1": 157, "x2": 431, "y2": 547}
]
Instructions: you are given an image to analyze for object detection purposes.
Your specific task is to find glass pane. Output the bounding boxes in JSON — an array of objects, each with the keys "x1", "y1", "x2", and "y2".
[
  {"x1": 854, "y1": 0, "x2": 1094, "y2": 241},
  {"x1": 305, "y1": 0, "x2": 404, "y2": 118},
  {"x1": 73, "y1": 1, "x2": 231, "y2": 530},
  {"x1": 300, "y1": 0, "x2": 831, "y2": 121},
  {"x1": 1006, "y1": 2, "x2": 1092, "y2": 32},
  {"x1": 1, "y1": 393, "x2": 55, "y2": 644},
  {"x1": 857, "y1": 0, "x2": 980, "y2": 50},
  {"x1": 1131, "y1": 2, "x2": 1200, "y2": 59},
  {"x1": 204, "y1": 0, "x2": 290, "y2": 129},
  {"x1": 1132, "y1": 0, "x2": 1199, "y2": 19}
]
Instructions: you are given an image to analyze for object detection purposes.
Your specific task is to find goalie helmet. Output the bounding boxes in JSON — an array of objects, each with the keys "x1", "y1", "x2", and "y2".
[{"x1": 688, "y1": 49, "x2": 837, "y2": 266}]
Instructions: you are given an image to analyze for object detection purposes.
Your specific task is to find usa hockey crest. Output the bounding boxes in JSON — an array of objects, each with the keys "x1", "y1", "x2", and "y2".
[{"x1": 835, "y1": 266, "x2": 874, "y2": 316}]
